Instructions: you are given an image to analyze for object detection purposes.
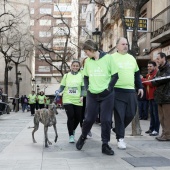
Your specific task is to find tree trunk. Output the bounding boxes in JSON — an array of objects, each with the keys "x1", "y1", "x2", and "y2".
[
  {"x1": 119, "y1": 0, "x2": 130, "y2": 47},
  {"x1": 132, "y1": 107, "x2": 142, "y2": 136},
  {"x1": 15, "y1": 63, "x2": 19, "y2": 112},
  {"x1": 4, "y1": 62, "x2": 8, "y2": 95}
]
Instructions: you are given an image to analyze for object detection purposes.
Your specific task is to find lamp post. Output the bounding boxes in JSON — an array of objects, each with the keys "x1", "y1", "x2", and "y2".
[
  {"x1": 16, "y1": 71, "x2": 22, "y2": 112},
  {"x1": 37, "y1": 85, "x2": 40, "y2": 94},
  {"x1": 92, "y1": 28, "x2": 101, "y2": 48},
  {"x1": 32, "y1": 78, "x2": 36, "y2": 92}
]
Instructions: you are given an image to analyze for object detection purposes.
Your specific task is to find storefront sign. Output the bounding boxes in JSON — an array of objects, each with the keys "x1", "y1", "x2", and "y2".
[{"x1": 125, "y1": 17, "x2": 148, "y2": 32}]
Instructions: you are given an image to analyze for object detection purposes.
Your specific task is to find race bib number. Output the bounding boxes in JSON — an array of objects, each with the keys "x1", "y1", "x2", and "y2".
[
  {"x1": 68, "y1": 87, "x2": 78, "y2": 95},
  {"x1": 30, "y1": 99, "x2": 34, "y2": 103}
]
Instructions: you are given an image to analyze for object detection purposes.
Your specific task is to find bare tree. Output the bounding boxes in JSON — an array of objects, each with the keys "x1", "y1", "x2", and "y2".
[
  {"x1": 0, "y1": 0, "x2": 30, "y2": 95},
  {"x1": 31, "y1": 3, "x2": 77, "y2": 77},
  {"x1": 0, "y1": 27, "x2": 33, "y2": 111},
  {"x1": 93, "y1": 0, "x2": 118, "y2": 49},
  {"x1": 0, "y1": 0, "x2": 24, "y2": 33}
]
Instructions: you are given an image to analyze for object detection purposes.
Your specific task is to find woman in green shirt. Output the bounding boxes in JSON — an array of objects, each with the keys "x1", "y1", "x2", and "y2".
[
  {"x1": 37, "y1": 91, "x2": 46, "y2": 109},
  {"x1": 56, "y1": 60, "x2": 85, "y2": 143},
  {"x1": 76, "y1": 39, "x2": 118, "y2": 155}
]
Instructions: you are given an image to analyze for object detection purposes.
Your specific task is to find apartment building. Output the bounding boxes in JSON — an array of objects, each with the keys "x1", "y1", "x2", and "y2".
[
  {"x1": 150, "y1": 0, "x2": 170, "y2": 60},
  {"x1": 85, "y1": 0, "x2": 170, "y2": 74},
  {"x1": 30, "y1": 0, "x2": 78, "y2": 96},
  {"x1": 78, "y1": 0, "x2": 97, "y2": 59}
]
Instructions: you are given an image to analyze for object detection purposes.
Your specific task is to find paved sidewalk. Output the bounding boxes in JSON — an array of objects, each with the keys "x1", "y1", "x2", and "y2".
[{"x1": 0, "y1": 109, "x2": 170, "y2": 170}]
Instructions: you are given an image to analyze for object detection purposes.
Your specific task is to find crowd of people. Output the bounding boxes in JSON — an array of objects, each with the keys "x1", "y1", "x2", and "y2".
[
  {"x1": 54, "y1": 37, "x2": 142, "y2": 154},
  {"x1": 8, "y1": 37, "x2": 170, "y2": 156},
  {"x1": 54, "y1": 37, "x2": 170, "y2": 156},
  {"x1": 19, "y1": 91, "x2": 51, "y2": 115}
]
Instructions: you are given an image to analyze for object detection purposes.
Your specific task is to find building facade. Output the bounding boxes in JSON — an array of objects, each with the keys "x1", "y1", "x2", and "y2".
[
  {"x1": 81, "y1": 0, "x2": 170, "y2": 74},
  {"x1": 30, "y1": 0, "x2": 79, "y2": 96}
]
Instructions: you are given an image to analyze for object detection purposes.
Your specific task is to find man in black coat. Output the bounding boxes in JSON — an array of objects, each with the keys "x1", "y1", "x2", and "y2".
[{"x1": 152, "y1": 52, "x2": 170, "y2": 141}]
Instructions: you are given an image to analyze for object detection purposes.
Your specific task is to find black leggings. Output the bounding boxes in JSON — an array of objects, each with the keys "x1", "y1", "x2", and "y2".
[
  {"x1": 80, "y1": 97, "x2": 86, "y2": 127},
  {"x1": 64, "y1": 104, "x2": 82, "y2": 136}
]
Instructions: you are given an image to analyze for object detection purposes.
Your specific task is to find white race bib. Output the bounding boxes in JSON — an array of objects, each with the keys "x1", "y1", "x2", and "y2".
[{"x1": 68, "y1": 87, "x2": 78, "y2": 95}]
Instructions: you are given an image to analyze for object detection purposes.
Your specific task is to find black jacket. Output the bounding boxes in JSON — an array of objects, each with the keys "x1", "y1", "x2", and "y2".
[{"x1": 152, "y1": 62, "x2": 170, "y2": 104}]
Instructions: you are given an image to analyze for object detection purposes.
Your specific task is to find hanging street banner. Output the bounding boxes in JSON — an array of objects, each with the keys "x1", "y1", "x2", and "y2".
[{"x1": 125, "y1": 17, "x2": 148, "y2": 32}]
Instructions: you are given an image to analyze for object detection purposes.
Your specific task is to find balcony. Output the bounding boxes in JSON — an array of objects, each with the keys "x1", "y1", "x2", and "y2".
[
  {"x1": 151, "y1": 5, "x2": 170, "y2": 43},
  {"x1": 79, "y1": 0, "x2": 89, "y2": 4}
]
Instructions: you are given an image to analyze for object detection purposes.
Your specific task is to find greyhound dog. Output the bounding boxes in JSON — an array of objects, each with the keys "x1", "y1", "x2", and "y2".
[{"x1": 30, "y1": 103, "x2": 58, "y2": 147}]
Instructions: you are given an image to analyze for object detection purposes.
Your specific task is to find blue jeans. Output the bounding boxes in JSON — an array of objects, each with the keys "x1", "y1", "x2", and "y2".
[
  {"x1": 149, "y1": 99, "x2": 160, "y2": 133},
  {"x1": 22, "y1": 103, "x2": 28, "y2": 112},
  {"x1": 138, "y1": 100, "x2": 148, "y2": 119}
]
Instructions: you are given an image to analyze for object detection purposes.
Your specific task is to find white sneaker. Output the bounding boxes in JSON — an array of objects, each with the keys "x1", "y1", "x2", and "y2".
[
  {"x1": 117, "y1": 138, "x2": 126, "y2": 149},
  {"x1": 151, "y1": 130, "x2": 157, "y2": 134}
]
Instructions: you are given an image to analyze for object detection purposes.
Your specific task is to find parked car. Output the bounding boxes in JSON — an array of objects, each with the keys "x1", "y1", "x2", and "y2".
[{"x1": 0, "y1": 102, "x2": 10, "y2": 115}]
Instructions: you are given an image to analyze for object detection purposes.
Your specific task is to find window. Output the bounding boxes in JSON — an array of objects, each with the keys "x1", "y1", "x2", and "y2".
[
  {"x1": 38, "y1": 66, "x2": 50, "y2": 72},
  {"x1": 52, "y1": 61, "x2": 69, "y2": 70},
  {"x1": 40, "y1": 0, "x2": 52, "y2": 2},
  {"x1": 39, "y1": 54, "x2": 50, "y2": 59},
  {"x1": 56, "y1": 0, "x2": 71, "y2": 3},
  {"x1": 40, "y1": 8, "x2": 52, "y2": 14},
  {"x1": 30, "y1": 0, "x2": 35, "y2": 2},
  {"x1": 30, "y1": 8, "x2": 34, "y2": 14},
  {"x1": 53, "y1": 39, "x2": 65, "y2": 47},
  {"x1": 39, "y1": 20, "x2": 51, "y2": 26},
  {"x1": 41, "y1": 77, "x2": 51, "y2": 83},
  {"x1": 42, "y1": 43, "x2": 51, "y2": 48},
  {"x1": 53, "y1": 27, "x2": 69, "y2": 36},
  {"x1": 56, "y1": 19, "x2": 69, "y2": 25},
  {"x1": 30, "y1": 20, "x2": 34, "y2": 26},
  {"x1": 54, "y1": 5, "x2": 72, "y2": 12},
  {"x1": 82, "y1": 5, "x2": 87, "y2": 13},
  {"x1": 39, "y1": 31, "x2": 51, "y2": 37}
]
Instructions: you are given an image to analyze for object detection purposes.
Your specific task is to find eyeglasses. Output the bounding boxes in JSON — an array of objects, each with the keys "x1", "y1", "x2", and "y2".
[{"x1": 121, "y1": 43, "x2": 128, "y2": 45}]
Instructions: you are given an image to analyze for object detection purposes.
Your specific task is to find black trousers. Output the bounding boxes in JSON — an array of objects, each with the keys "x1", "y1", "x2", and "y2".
[
  {"x1": 30, "y1": 104, "x2": 35, "y2": 115},
  {"x1": 82, "y1": 91, "x2": 115, "y2": 144},
  {"x1": 80, "y1": 97, "x2": 86, "y2": 127},
  {"x1": 114, "y1": 92, "x2": 137, "y2": 139},
  {"x1": 39, "y1": 104, "x2": 45, "y2": 109},
  {"x1": 64, "y1": 104, "x2": 82, "y2": 136}
]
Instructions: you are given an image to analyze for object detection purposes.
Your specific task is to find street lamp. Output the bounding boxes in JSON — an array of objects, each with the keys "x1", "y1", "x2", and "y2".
[
  {"x1": 37, "y1": 85, "x2": 40, "y2": 94},
  {"x1": 16, "y1": 71, "x2": 22, "y2": 112},
  {"x1": 32, "y1": 78, "x2": 36, "y2": 91},
  {"x1": 92, "y1": 28, "x2": 101, "y2": 45}
]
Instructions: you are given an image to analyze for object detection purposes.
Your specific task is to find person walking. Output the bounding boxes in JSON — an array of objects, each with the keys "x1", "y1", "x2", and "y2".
[
  {"x1": 76, "y1": 39, "x2": 118, "y2": 155},
  {"x1": 151, "y1": 52, "x2": 170, "y2": 141},
  {"x1": 12, "y1": 97, "x2": 16, "y2": 112},
  {"x1": 111, "y1": 37, "x2": 143, "y2": 150},
  {"x1": 20, "y1": 95, "x2": 24, "y2": 108},
  {"x1": 37, "y1": 91, "x2": 46, "y2": 109},
  {"x1": 138, "y1": 76, "x2": 149, "y2": 120},
  {"x1": 28, "y1": 91, "x2": 36, "y2": 116},
  {"x1": 142, "y1": 61, "x2": 160, "y2": 136},
  {"x1": 22, "y1": 95, "x2": 28, "y2": 112},
  {"x1": 56, "y1": 60, "x2": 85, "y2": 143}
]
